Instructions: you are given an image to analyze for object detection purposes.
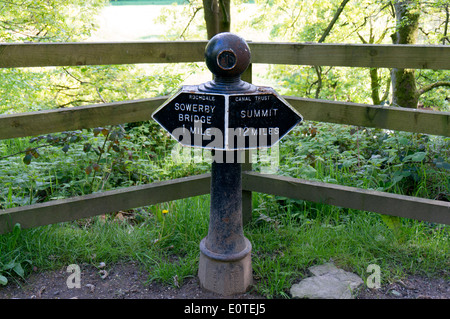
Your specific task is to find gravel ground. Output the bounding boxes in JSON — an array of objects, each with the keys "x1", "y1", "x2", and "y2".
[{"x1": 0, "y1": 261, "x2": 448, "y2": 300}]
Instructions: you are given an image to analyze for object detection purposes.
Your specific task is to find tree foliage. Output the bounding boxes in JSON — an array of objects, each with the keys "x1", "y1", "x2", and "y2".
[
  {"x1": 0, "y1": 0, "x2": 192, "y2": 188},
  {"x1": 245, "y1": 0, "x2": 449, "y2": 110},
  {"x1": 0, "y1": 0, "x2": 106, "y2": 114},
  {"x1": 0, "y1": 0, "x2": 106, "y2": 43},
  {"x1": 0, "y1": 0, "x2": 192, "y2": 114}
]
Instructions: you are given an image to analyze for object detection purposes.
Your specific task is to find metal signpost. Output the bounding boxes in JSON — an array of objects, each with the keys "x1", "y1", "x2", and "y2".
[{"x1": 153, "y1": 32, "x2": 303, "y2": 295}]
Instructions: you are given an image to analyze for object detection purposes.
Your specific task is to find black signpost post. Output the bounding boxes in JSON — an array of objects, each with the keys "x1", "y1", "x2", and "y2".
[{"x1": 153, "y1": 32, "x2": 303, "y2": 295}]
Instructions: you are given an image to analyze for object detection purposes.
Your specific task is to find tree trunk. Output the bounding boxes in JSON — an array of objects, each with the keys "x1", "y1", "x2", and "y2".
[
  {"x1": 314, "y1": 0, "x2": 350, "y2": 98},
  {"x1": 391, "y1": 1, "x2": 420, "y2": 108},
  {"x1": 203, "y1": 0, "x2": 231, "y2": 39},
  {"x1": 370, "y1": 68, "x2": 381, "y2": 105},
  {"x1": 443, "y1": 4, "x2": 449, "y2": 44}
]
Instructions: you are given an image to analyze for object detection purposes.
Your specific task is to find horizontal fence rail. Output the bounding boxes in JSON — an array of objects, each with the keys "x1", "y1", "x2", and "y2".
[
  {"x1": 0, "y1": 42, "x2": 206, "y2": 68},
  {"x1": 242, "y1": 172, "x2": 450, "y2": 226},
  {"x1": 250, "y1": 43, "x2": 450, "y2": 69},
  {"x1": 0, "y1": 174, "x2": 211, "y2": 235},
  {"x1": 288, "y1": 97, "x2": 450, "y2": 137},
  {"x1": 1, "y1": 42, "x2": 449, "y2": 69},
  {"x1": 1, "y1": 171, "x2": 448, "y2": 234},
  {"x1": 0, "y1": 97, "x2": 164, "y2": 140},
  {"x1": 1, "y1": 96, "x2": 448, "y2": 140}
]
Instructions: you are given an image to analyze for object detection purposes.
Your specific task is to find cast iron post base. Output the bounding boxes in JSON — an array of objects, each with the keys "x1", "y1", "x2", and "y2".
[{"x1": 198, "y1": 243, "x2": 252, "y2": 296}]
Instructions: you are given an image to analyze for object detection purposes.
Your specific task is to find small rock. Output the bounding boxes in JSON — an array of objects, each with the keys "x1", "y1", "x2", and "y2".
[
  {"x1": 389, "y1": 289, "x2": 402, "y2": 297},
  {"x1": 86, "y1": 284, "x2": 95, "y2": 293},
  {"x1": 36, "y1": 286, "x2": 46, "y2": 298},
  {"x1": 308, "y1": 262, "x2": 340, "y2": 276},
  {"x1": 99, "y1": 270, "x2": 108, "y2": 279},
  {"x1": 290, "y1": 262, "x2": 363, "y2": 299}
]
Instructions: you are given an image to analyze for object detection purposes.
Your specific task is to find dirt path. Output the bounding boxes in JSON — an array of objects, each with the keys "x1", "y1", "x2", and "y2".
[
  {"x1": 0, "y1": 261, "x2": 448, "y2": 299},
  {"x1": 0, "y1": 262, "x2": 262, "y2": 299}
]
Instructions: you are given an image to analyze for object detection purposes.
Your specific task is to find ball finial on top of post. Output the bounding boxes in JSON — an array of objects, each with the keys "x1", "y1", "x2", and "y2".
[{"x1": 200, "y1": 32, "x2": 255, "y2": 93}]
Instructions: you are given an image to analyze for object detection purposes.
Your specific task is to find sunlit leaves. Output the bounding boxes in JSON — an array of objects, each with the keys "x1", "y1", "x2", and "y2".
[
  {"x1": 249, "y1": 0, "x2": 449, "y2": 109},
  {"x1": 0, "y1": 1, "x2": 188, "y2": 116},
  {"x1": 0, "y1": 0, "x2": 106, "y2": 43}
]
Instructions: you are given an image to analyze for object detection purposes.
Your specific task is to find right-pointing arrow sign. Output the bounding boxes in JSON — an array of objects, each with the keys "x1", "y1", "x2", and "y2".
[{"x1": 226, "y1": 86, "x2": 303, "y2": 150}]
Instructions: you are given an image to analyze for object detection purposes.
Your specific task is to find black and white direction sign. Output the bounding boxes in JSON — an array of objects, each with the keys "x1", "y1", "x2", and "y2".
[
  {"x1": 227, "y1": 87, "x2": 302, "y2": 150},
  {"x1": 152, "y1": 87, "x2": 225, "y2": 149},
  {"x1": 152, "y1": 86, "x2": 303, "y2": 150}
]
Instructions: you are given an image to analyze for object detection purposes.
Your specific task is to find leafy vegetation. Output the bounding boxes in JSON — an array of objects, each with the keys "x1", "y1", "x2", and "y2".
[
  {"x1": 261, "y1": 0, "x2": 449, "y2": 110},
  {"x1": 0, "y1": 0, "x2": 449, "y2": 297}
]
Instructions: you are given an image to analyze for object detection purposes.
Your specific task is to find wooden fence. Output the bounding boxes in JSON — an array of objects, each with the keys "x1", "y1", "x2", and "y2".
[{"x1": 0, "y1": 41, "x2": 449, "y2": 234}]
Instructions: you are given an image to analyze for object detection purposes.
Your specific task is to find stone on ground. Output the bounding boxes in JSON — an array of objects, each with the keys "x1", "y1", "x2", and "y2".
[{"x1": 290, "y1": 262, "x2": 363, "y2": 299}]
